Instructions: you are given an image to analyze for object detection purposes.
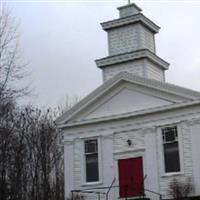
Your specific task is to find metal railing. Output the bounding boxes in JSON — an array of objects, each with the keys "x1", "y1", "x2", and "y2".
[
  {"x1": 140, "y1": 174, "x2": 148, "y2": 197},
  {"x1": 106, "y1": 178, "x2": 116, "y2": 200},
  {"x1": 71, "y1": 175, "x2": 163, "y2": 200},
  {"x1": 144, "y1": 188, "x2": 163, "y2": 200},
  {"x1": 141, "y1": 174, "x2": 163, "y2": 200}
]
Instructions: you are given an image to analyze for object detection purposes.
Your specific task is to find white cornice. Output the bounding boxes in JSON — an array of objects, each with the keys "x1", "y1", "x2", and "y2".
[
  {"x1": 95, "y1": 49, "x2": 169, "y2": 70},
  {"x1": 187, "y1": 118, "x2": 200, "y2": 126},
  {"x1": 55, "y1": 72, "x2": 200, "y2": 125},
  {"x1": 57, "y1": 99, "x2": 200, "y2": 128},
  {"x1": 101, "y1": 13, "x2": 160, "y2": 33}
]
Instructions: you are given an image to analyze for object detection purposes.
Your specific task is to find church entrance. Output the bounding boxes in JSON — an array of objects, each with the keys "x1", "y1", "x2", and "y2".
[{"x1": 118, "y1": 157, "x2": 144, "y2": 198}]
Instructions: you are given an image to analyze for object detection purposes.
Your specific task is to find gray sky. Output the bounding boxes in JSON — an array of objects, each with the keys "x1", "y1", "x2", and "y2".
[{"x1": 4, "y1": 0, "x2": 200, "y2": 108}]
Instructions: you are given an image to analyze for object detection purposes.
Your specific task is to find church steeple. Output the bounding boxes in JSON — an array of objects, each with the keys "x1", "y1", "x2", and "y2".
[{"x1": 95, "y1": 3, "x2": 169, "y2": 82}]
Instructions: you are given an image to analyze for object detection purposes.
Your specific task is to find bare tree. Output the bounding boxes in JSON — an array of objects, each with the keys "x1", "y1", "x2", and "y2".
[
  {"x1": 0, "y1": 6, "x2": 28, "y2": 101},
  {"x1": 0, "y1": 6, "x2": 29, "y2": 200},
  {"x1": 24, "y1": 107, "x2": 64, "y2": 200},
  {"x1": 0, "y1": 105, "x2": 64, "y2": 200},
  {"x1": 58, "y1": 94, "x2": 80, "y2": 115},
  {"x1": 0, "y1": 7, "x2": 64, "y2": 200}
]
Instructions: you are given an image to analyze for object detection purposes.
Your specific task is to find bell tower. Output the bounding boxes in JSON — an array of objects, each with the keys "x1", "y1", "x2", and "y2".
[{"x1": 95, "y1": 3, "x2": 169, "y2": 82}]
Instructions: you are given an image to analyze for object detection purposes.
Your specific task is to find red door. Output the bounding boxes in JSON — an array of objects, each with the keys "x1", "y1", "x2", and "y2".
[{"x1": 118, "y1": 157, "x2": 144, "y2": 198}]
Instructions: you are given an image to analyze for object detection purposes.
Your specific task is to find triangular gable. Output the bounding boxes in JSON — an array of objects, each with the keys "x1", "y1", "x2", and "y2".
[
  {"x1": 56, "y1": 72, "x2": 200, "y2": 125},
  {"x1": 80, "y1": 86, "x2": 173, "y2": 120}
]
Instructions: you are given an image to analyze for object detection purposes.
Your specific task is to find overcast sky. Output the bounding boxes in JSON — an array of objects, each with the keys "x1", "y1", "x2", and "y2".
[{"x1": 3, "y1": 0, "x2": 200, "y2": 108}]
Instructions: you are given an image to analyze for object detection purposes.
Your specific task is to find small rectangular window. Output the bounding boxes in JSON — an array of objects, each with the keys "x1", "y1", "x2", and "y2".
[
  {"x1": 85, "y1": 139, "x2": 99, "y2": 182},
  {"x1": 162, "y1": 126, "x2": 180, "y2": 173}
]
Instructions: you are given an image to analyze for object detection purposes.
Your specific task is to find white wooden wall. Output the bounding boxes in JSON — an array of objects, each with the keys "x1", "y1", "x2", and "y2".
[{"x1": 63, "y1": 105, "x2": 200, "y2": 200}]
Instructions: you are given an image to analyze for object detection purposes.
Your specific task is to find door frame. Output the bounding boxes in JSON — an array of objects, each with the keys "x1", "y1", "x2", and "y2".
[
  {"x1": 118, "y1": 157, "x2": 144, "y2": 198},
  {"x1": 114, "y1": 149, "x2": 146, "y2": 198}
]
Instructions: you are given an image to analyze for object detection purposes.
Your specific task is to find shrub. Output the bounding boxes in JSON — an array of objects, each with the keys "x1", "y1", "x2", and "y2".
[{"x1": 168, "y1": 177, "x2": 194, "y2": 200}]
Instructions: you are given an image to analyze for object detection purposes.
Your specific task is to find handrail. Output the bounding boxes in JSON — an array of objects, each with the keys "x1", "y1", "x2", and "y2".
[
  {"x1": 143, "y1": 174, "x2": 147, "y2": 182},
  {"x1": 106, "y1": 177, "x2": 116, "y2": 200},
  {"x1": 144, "y1": 188, "x2": 163, "y2": 200},
  {"x1": 141, "y1": 174, "x2": 148, "y2": 196},
  {"x1": 144, "y1": 188, "x2": 162, "y2": 196},
  {"x1": 141, "y1": 174, "x2": 163, "y2": 200},
  {"x1": 71, "y1": 175, "x2": 163, "y2": 200}
]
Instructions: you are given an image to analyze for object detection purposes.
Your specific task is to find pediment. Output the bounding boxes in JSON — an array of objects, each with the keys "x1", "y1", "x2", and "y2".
[
  {"x1": 75, "y1": 83, "x2": 175, "y2": 121},
  {"x1": 82, "y1": 87, "x2": 172, "y2": 119},
  {"x1": 56, "y1": 72, "x2": 200, "y2": 125}
]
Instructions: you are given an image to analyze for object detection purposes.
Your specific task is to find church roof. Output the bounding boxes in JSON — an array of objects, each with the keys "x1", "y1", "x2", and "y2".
[{"x1": 56, "y1": 72, "x2": 200, "y2": 126}]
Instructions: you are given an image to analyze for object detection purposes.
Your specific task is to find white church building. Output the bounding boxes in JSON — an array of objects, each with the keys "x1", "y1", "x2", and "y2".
[{"x1": 56, "y1": 3, "x2": 200, "y2": 200}]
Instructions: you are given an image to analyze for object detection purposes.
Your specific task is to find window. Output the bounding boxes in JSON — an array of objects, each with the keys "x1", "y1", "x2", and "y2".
[
  {"x1": 84, "y1": 139, "x2": 99, "y2": 182},
  {"x1": 162, "y1": 126, "x2": 180, "y2": 173}
]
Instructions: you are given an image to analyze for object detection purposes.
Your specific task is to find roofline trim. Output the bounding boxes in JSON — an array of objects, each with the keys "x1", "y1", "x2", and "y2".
[
  {"x1": 95, "y1": 49, "x2": 169, "y2": 70},
  {"x1": 101, "y1": 13, "x2": 160, "y2": 33},
  {"x1": 57, "y1": 99, "x2": 200, "y2": 128},
  {"x1": 55, "y1": 72, "x2": 200, "y2": 125}
]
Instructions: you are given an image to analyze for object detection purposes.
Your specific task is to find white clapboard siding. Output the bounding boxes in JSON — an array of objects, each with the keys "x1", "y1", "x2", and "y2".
[
  {"x1": 139, "y1": 24, "x2": 155, "y2": 53},
  {"x1": 108, "y1": 24, "x2": 141, "y2": 56},
  {"x1": 157, "y1": 122, "x2": 194, "y2": 197},
  {"x1": 146, "y1": 61, "x2": 165, "y2": 81},
  {"x1": 103, "y1": 60, "x2": 145, "y2": 82},
  {"x1": 114, "y1": 129, "x2": 145, "y2": 153}
]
